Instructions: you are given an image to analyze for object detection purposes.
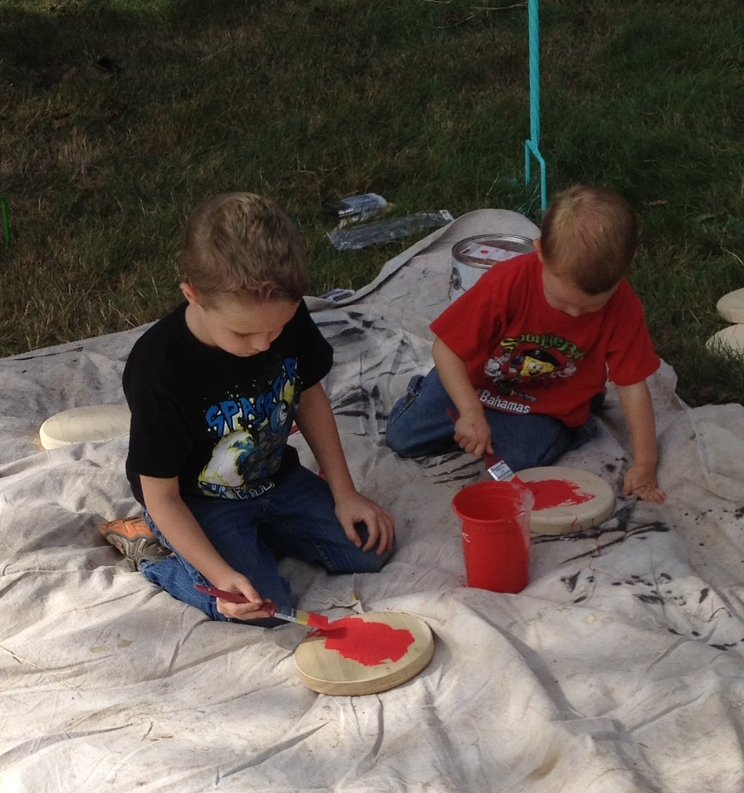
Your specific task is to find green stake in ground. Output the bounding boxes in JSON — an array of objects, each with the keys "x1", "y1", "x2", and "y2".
[
  {"x1": 0, "y1": 198, "x2": 10, "y2": 245},
  {"x1": 524, "y1": 0, "x2": 548, "y2": 213}
]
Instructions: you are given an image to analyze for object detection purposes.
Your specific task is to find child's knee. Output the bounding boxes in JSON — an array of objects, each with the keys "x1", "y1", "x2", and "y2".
[
  {"x1": 329, "y1": 542, "x2": 394, "y2": 575},
  {"x1": 385, "y1": 407, "x2": 451, "y2": 458},
  {"x1": 357, "y1": 528, "x2": 395, "y2": 572},
  {"x1": 385, "y1": 422, "x2": 418, "y2": 458},
  {"x1": 351, "y1": 548, "x2": 394, "y2": 574},
  {"x1": 501, "y1": 426, "x2": 573, "y2": 471}
]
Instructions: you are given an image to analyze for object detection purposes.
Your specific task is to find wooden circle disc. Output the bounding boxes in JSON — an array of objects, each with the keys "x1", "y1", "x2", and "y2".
[
  {"x1": 706, "y1": 324, "x2": 744, "y2": 356},
  {"x1": 294, "y1": 612, "x2": 434, "y2": 696},
  {"x1": 39, "y1": 404, "x2": 130, "y2": 450},
  {"x1": 716, "y1": 289, "x2": 744, "y2": 324},
  {"x1": 517, "y1": 466, "x2": 615, "y2": 535}
]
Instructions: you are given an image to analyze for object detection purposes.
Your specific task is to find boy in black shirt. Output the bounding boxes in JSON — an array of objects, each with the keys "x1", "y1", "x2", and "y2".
[{"x1": 103, "y1": 193, "x2": 395, "y2": 623}]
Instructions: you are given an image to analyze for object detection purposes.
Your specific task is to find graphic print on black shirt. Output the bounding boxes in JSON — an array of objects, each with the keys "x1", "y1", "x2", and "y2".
[{"x1": 198, "y1": 357, "x2": 298, "y2": 499}]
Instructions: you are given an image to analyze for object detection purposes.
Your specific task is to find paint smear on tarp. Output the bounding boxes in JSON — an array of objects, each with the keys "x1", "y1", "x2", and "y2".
[
  {"x1": 317, "y1": 617, "x2": 415, "y2": 667},
  {"x1": 525, "y1": 479, "x2": 593, "y2": 510}
]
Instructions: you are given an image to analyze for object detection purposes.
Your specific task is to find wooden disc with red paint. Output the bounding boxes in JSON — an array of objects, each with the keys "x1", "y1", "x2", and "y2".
[
  {"x1": 517, "y1": 466, "x2": 615, "y2": 535},
  {"x1": 294, "y1": 612, "x2": 434, "y2": 696}
]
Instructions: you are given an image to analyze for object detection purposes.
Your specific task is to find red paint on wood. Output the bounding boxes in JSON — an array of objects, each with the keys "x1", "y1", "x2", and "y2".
[
  {"x1": 308, "y1": 613, "x2": 331, "y2": 629},
  {"x1": 319, "y1": 617, "x2": 415, "y2": 667},
  {"x1": 525, "y1": 479, "x2": 593, "y2": 510}
]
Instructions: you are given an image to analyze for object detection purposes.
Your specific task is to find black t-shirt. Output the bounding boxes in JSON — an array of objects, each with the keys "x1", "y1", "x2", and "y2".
[{"x1": 123, "y1": 300, "x2": 332, "y2": 505}]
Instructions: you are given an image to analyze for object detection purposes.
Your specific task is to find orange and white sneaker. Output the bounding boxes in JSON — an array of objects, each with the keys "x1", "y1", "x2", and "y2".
[{"x1": 98, "y1": 516, "x2": 171, "y2": 570}]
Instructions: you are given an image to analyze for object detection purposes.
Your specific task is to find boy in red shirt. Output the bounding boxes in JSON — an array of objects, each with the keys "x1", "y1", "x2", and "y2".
[{"x1": 386, "y1": 184, "x2": 666, "y2": 503}]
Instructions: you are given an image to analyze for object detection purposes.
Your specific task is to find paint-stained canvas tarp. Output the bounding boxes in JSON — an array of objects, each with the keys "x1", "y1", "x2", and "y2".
[{"x1": 2, "y1": 210, "x2": 744, "y2": 792}]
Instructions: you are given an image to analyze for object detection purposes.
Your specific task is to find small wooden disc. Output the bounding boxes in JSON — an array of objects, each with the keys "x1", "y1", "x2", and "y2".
[
  {"x1": 517, "y1": 466, "x2": 615, "y2": 535},
  {"x1": 716, "y1": 289, "x2": 744, "y2": 324},
  {"x1": 294, "y1": 612, "x2": 434, "y2": 696},
  {"x1": 39, "y1": 404, "x2": 130, "y2": 450},
  {"x1": 706, "y1": 324, "x2": 744, "y2": 357}
]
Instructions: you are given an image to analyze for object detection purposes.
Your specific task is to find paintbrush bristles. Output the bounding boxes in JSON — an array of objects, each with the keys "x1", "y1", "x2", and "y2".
[{"x1": 273, "y1": 606, "x2": 311, "y2": 625}]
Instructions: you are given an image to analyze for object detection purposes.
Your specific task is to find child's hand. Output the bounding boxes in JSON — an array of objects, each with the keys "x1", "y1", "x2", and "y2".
[
  {"x1": 335, "y1": 491, "x2": 395, "y2": 555},
  {"x1": 454, "y1": 412, "x2": 493, "y2": 458},
  {"x1": 211, "y1": 571, "x2": 269, "y2": 620},
  {"x1": 623, "y1": 465, "x2": 666, "y2": 504}
]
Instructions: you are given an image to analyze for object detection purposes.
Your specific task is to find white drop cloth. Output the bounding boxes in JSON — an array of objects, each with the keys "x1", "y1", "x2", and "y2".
[{"x1": 2, "y1": 210, "x2": 744, "y2": 792}]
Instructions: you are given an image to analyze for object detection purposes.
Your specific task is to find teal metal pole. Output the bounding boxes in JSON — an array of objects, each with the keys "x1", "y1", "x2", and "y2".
[{"x1": 524, "y1": 0, "x2": 548, "y2": 212}]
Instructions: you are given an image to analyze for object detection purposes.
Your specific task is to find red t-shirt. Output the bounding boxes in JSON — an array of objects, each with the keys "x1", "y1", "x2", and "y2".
[{"x1": 430, "y1": 252, "x2": 659, "y2": 427}]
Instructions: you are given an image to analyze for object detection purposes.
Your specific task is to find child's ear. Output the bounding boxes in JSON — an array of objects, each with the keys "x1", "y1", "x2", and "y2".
[
  {"x1": 180, "y1": 281, "x2": 202, "y2": 306},
  {"x1": 533, "y1": 238, "x2": 544, "y2": 263}
]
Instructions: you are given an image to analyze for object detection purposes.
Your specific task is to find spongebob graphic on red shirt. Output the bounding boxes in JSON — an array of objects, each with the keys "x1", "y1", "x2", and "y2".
[{"x1": 478, "y1": 334, "x2": 580, "y2": 414}]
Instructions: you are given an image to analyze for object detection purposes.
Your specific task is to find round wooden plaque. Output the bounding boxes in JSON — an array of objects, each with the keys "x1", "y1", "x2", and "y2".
[
  {"x1": 39, "y1": 404, "x2": 130, "y2": 450},
  {"x1": 706, "y1": 324, "x2": 744, "y2": 357},
  {"x1": 717, "y1": 288, "x2": 744, "y2": 324},
  {"x1": 294, "y1": 611, "x2": 434, "y2": 696},
  {"x1": 517, "y1": 466, "x2": 615, "y2": 535}
]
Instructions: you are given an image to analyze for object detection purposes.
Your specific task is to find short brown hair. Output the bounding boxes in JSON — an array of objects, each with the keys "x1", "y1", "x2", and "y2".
[
  {"x1": 180, "y1": 192, "x2": 309, "y2": 303},
  {"x1": 540, "y1": 185, "x2": 639, "y2": 294}
]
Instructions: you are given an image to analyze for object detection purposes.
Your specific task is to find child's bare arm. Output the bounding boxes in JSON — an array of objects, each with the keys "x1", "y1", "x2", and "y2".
[
  {"x1": 140, "y1": 475, "x2": 267, "y2": 617},
  {"x1": 616, "y1": 381, "x2": 666, "y2": 503},
  {"x1": 295, "y1": 383, "x2": 395, "y2": 554},
  {"x1": 432, "y1": 337, "x2": 493, "y2": 457}
]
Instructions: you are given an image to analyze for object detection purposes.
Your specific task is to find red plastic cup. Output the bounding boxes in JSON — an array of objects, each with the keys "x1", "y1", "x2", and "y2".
[{"x1": 452, "y1": 481, "x2": 534, "y2": 594}]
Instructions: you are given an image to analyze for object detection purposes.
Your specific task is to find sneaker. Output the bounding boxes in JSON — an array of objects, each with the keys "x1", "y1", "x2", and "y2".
[{"x1": 98, "y1": 516, "x2": 172, "y2": 570}]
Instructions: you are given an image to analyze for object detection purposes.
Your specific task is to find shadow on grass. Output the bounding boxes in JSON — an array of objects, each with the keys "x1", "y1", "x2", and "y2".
[{"x1": 1, "y1": 0, "x2": 262, "y2": 77}]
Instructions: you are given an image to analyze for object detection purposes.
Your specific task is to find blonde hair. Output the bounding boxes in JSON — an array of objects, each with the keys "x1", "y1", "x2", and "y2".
[
  {"x1": 540, "y1": 184, "x2": 639, "y2": 295},
  {"x1": 180, "y1": 192, "x2": 309, "y2": 304}
]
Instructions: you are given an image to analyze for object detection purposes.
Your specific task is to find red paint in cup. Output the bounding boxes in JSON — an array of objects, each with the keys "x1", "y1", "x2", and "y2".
[{"x1": 452, "y1": 481, "x2": 534, "y2": 594}]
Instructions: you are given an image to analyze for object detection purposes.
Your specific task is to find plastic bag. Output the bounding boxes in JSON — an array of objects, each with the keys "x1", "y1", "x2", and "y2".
[
  {"x1": 327, "y1": 210, "x2": 454, "y2": 251},
  {"x1": 323, "y1": 193, "x2": 388, "y2": 225}
]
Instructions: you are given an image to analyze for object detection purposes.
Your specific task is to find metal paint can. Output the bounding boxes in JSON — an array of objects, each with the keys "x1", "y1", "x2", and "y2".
[{"x1": 449, "y1": 233, "x2": 535, "y2": 302}]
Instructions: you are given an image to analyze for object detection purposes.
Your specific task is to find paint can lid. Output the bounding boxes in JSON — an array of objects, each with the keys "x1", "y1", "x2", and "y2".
[{"x1": 452, "y1": 233, "x2": 534, "y2": 269}]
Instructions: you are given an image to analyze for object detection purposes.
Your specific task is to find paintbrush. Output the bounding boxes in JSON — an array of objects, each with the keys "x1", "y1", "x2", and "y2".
[
  {"x1": 447, "y1": 408, "x2": 523, "y2": 483},
  {"x1": 194, "y1": 584, "x2": 331, "y2": 629},
  {"x1": 483, "y1": 453, "x2": 522, "y2": 483}
]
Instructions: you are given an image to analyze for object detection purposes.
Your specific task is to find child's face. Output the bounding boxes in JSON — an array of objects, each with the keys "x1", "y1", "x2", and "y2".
[
  {"x1": 182, "y1": 285, "x2": 299, "y2": 357},
  {"x1": 541, "y1": 266, "x2": 618, "y2": 317}
]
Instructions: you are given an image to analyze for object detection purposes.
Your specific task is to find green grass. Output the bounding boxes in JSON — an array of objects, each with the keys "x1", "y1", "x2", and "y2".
[{"x1": 1, "y1": 0, "x2": 743, "y2": 405}]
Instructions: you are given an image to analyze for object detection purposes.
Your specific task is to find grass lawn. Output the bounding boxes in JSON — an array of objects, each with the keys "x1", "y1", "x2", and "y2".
[{"x1": 1, "y1": 0, "x2": 743, "y2": 405}]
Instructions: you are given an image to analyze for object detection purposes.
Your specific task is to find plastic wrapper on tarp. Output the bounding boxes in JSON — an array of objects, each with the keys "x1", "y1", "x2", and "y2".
[{"x1": 327, "y1": 210, "x2": 454, "y2": 251}]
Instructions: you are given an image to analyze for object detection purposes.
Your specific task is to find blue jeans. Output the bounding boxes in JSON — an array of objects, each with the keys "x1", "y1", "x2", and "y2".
[
  {"x1": 140, "y1": 465, "x2": 393, "y2": 626},
  {"x1": 386, "y1": 368, "x2": 597, "y2": 472}
]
